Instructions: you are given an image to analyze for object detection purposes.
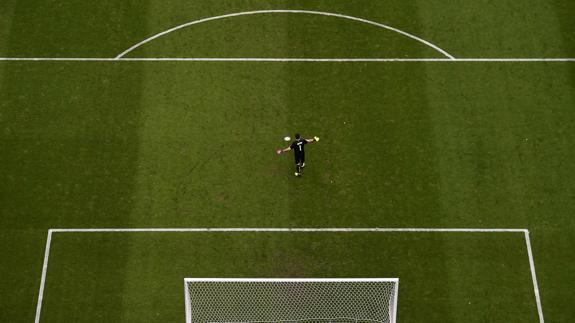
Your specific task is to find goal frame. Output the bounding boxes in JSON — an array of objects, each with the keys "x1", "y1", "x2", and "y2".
[{"x1": 184, "y1": 278, "x2": 399, "y2": 323}]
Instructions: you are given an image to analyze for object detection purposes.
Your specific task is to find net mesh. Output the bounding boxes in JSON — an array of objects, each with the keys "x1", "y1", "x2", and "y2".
[{"x1": 184, "y1": 279, "x2": 398, "y2": 323}]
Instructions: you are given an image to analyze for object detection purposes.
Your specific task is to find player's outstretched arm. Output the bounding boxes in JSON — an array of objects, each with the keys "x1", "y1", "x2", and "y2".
[
  {"x1": 277, "y1": 146, "x2": 292, "y2": 155},
  {"x1": 306, "y1": 136, "x2": 320, "y2": 143}
]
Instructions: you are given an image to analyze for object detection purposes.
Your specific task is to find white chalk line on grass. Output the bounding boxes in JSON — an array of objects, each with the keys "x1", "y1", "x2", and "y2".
[
  {"x1": 49, "y1": 227, "x2": 529, "y2": 233},
  {"x1": 35, "y1": 227, "x2": 543, "y2": 323},
  {"x1": 525, "y1": 231, "x2": 545, "y2": 323},
  {"x1": 114, "y1": 10, "x2": 455, "y2": 59},
  {"x1": 34, "y1": 230, "x2": 52, "y2": 323},
  {"x1": 0, "y1": 57, "x2": 574, "y2": 62}
]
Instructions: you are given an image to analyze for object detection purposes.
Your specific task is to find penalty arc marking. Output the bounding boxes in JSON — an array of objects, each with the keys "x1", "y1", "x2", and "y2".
[{"x1": 115, "y1": 10, "x2": 456, "y2": 59}]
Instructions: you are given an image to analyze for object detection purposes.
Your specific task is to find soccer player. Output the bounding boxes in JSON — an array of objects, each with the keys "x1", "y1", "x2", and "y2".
[{"x1": 279, "y1": 133, "x2": 319, "y2": 177}]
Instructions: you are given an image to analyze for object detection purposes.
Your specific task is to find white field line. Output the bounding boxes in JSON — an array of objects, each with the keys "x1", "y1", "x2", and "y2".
[
  {"x1": 0, "y1": 57, "x2": 574, "y2": 62},
  {"x1": 49, "y1": 227, "x2": 528, "y2": 233},
  {"x1": 114, "y1": 10, "x2": 455, "y2": 59},
  {"x1": 524, "y1": 231, "x2": 545, "y2": 323},
  {"x1": 34, "y1": 230, "x2": 52, "y2": 323},
  {"x1": 35, "y1": 227, "x2": 541, "y2": 323}
]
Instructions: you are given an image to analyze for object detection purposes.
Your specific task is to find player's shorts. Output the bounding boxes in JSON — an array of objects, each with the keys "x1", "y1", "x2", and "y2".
[{"x1": 295, "y1": 152, "x2": 305, "y2": 165}]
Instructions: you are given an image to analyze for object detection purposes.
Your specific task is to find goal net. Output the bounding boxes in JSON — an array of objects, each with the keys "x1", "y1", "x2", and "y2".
[{"x1": 184, "y1": 278, "x2": 399, "y2": 323}]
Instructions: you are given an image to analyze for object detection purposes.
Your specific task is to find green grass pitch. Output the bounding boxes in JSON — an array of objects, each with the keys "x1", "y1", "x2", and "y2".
[{"x1": 0, "y1": 1, "x2": 574, "y2": 322}]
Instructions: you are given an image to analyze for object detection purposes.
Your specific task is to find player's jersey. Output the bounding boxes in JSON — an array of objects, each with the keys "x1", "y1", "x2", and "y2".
[{"x1": 290, "y1": 138, "x2": 307, "y2": 154}]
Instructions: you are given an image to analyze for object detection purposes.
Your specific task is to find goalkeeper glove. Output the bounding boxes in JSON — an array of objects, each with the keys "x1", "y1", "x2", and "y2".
[{"x1": 314, "y1": 136, "x2": 320, "y2": 142}]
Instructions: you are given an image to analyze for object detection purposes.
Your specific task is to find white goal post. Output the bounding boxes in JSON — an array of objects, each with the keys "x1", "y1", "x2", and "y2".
[{"x1": 184, "y1": 278, "x2": 399, "y2": 323}]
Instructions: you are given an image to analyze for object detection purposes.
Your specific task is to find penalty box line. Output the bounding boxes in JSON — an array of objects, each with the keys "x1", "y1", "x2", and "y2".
[
  {"x1": 34, "y1": 227, "x2": 543, "y2": 323},
  {"x1": 0, "y1": 57, "x2": 574, "y2": 62}
]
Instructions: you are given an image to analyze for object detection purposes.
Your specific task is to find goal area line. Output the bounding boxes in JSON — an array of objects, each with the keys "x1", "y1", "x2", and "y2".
[
  {"x1": 49, "y1": 227, "x2": 528, "y2": 233},
  {"x1": 34, "y1": 227, "x2": 544, "y2": 323}
]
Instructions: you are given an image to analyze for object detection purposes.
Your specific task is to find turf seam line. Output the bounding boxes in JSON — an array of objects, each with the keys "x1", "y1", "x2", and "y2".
[
  {"x1": 1, "y1": 58, "x2": 574, "y2": 62},
  {"x1": 524, "y1": 230, "x2": 545, "y2": 323},
  {"x1": 113, "y1": 10, "x2": 455, "y2": 59}
]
